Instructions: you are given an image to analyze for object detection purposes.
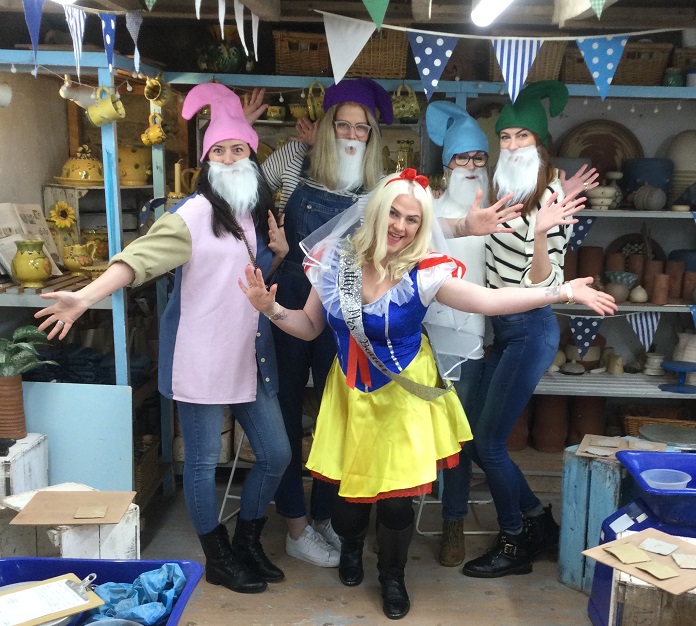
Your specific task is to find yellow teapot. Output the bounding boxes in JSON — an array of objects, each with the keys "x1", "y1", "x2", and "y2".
[{"x1": 63, "y1": 242, "x2": 96, "y2": 276}]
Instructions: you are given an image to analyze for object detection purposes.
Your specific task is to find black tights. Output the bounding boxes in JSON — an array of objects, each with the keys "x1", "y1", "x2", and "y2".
[{"x1": 332, "y1": 495, "x2": 414, "y2": 537}]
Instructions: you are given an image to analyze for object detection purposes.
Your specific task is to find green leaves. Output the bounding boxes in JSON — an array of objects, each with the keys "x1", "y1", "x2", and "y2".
[{"x1": 0, "y1": 325, "x2": 57, "y2": 378}]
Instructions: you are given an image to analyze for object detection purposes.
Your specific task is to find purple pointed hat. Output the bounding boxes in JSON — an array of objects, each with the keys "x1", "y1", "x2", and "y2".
[
  {"x1": 182, "y1": 83, "x2": 258, "y2": 161},
  {"x1": 322, "y1": 78, "x2": 394, "y2": 125}
]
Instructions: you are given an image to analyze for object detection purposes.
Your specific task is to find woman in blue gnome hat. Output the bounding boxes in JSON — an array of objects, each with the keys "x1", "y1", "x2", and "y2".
[{"x1": 458, "y1": 80, "x2": 598, "y2": 579}]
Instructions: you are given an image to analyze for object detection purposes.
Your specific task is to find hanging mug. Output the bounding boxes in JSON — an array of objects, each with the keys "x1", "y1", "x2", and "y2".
[
  {"x1": 391, "y1": 84, "x2": 420, "y2": 123},
  {"x1": 141, "y1": 113, "x2": 166, "y2": 146},
  {"x1": 86, "y1": 87, "x2": 126, "y2": 127},
  {"x1": 144, "y1": 75, "x2": 171, "y2": 107},
  {"x1": 306, "y1": 82, "x2": 325, "y2": 121},
  {"x1": 180, "y1": 167, "x2": 201, "y2": 195}
]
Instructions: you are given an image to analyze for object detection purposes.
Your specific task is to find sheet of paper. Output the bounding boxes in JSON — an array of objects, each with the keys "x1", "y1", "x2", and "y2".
[
  {"x1": 593, "y1": 437, "x2": 621, "y2": 448},
  {"x1": 609, "y1": 514, "x2": 635, "y2": 534},
  {"x1": 604, "y1": 542, "x2": 651, "y2": 564},
  {"x1": 672, "y1": 553, "x2": 696, "y2": 569},
  {"x1": 0, "y1": 579, "x2": 88, "y2": 626},
  {"x1": 635, "y1": 561, "x2": 680, "y2": 580},
  {"x1": 640, "y1": 537, "x2": 678, "y2": 556}
]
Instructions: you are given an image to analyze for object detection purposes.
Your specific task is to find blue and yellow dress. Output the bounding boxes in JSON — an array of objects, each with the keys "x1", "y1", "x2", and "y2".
[{"x1": 304, "y1": 249, "x2": 473, "y2": 503}]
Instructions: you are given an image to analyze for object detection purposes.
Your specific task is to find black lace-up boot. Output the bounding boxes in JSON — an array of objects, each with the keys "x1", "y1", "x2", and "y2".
[{"x1": 232, "y1": 517, "x2": 285, "y2": 582}]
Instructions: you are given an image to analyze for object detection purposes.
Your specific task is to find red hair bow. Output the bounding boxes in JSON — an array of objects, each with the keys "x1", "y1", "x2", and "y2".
[{"x1": 388, "y1": 167, "x2": 429, "y2": 190}]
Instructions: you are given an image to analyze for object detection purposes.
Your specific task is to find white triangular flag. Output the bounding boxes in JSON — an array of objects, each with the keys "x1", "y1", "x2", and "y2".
[
  {"x1": 252, "y1": 12, "x2": 259, "y2": 61},
  {"x1": 234, "y1": 0, "x2": 248, "y2": 57},
  {"x1": 218, "y1": 0, "x2": 225, "y2": 40},
  {"x1": 195, "y1": 0, "x2": 201, "y2": 19},
  {"x1": 63, "y1": 5, "x2": 85, "y2": 79},
  {"x1": 324, "y1": 13, "x2": 375, "y2": 83}
]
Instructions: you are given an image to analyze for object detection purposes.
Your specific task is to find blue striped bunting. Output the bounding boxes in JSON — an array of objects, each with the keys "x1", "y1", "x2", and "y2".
[
  {"x1": 627, "y1": 312, "x2": 661, "y2": 352},
  {"x1": 492, "y1": 38, "x2": 542, "y2": 102}
]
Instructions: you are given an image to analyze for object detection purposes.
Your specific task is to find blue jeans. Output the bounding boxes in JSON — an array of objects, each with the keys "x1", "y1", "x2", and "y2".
[
  {"x1": 271, "y1": 182, "x2": 357, "y2": 520},
  {"x1": 463, "y1": 306, "x2": 559, "y2": 534},
  {"x1": 441, "y1": 358, "x2": 484, "y2": 520},
  {"x1": 177, "y1": 374, "x2": 291, "y2": 535}
]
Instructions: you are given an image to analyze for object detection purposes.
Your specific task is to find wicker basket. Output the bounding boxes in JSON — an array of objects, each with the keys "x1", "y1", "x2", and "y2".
[
  {"x1": 273, "y1": 31, "x2": 330, "y2": 76},
  {"x1": 489, "y1": 40, "x2": 568, "y2": 83},
  {"x1": 672, "y1": 48, "x2": 696, "y2": 73},
  {"x1": 622, "y1": 415, "x2": 696, "y2": 437},
  {"x1": 562, "y1": 42, "x2": 673, "y2": 86},
  {"x1": 346, "y1": 30, "x2": 408, "y2": 79},
  {"x1": 134, "y1": 437, "x2": 160, "y2": 499}
]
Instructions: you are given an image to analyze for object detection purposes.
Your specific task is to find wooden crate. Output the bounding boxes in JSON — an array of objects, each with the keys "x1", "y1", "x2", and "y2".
[
  {"x1": 489, "y1": 40, "x2": 568, "y2": 82},
  {"x1": 0, "y1": 434, "x2": 48, "y2": 498},
  {"x1": 671, "y1": 47, "x2": 696, "y2": 72},
  {"x1": 273, "y1": 31, "x2": 330, "y2": 76},
  {"x1": 346, "y1": 30, "x2": 408, "y2": 79},
  {"x1": 562, "y1": 42, "x2": 673, "y2": 86}
]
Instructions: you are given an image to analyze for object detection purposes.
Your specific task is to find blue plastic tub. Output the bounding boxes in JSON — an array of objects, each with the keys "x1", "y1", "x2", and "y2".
[
  {"x1": 615, "y1": 450, "x2": 696, "y2": 527},
  {"x1": 0, "y1": 557, "x2": 203, "y2": 625}
]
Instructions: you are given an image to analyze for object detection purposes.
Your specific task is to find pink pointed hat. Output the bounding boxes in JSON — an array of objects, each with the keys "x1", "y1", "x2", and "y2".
[{"x1": 182, "y1": 83, "x2": 258, "y2": 161}]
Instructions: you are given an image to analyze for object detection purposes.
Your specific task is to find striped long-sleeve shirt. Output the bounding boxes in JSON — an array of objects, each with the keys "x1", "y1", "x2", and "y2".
[{"x1": 485, "y1": 176, "x2": 571, "y2": 289}]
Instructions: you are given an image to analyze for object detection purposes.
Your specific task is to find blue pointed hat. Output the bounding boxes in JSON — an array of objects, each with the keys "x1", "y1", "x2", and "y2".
[{"x1": 426, "y1": 100, "x2": 488, "y2": 168}]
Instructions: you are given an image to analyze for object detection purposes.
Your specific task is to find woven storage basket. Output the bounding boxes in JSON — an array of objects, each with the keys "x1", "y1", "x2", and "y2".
[
  {"x1": 562, "y1": 42, "x2": 673, "y2": 86},
  {"x1": 622, "y1": 415, "x2": 696, "y2": 437},
  {"x1": 346, "y1": 30, "x2": 408, "y2": 79},
  {"x1": 489, "y1": 40, "x2": 568, "y2": 82},
  {"x1": 672, "y1": 48, "x2": 696, "y2": 72},
  {"x1": 134, "y1": 437, "x2": 160, "y2": 499},
  {"x1": 273, "y1": 31, "x2": 330, "y2": 76}
]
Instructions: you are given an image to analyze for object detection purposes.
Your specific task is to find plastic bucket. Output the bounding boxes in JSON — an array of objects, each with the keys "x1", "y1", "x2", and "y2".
[{"x1": 641, "y1": 468, "x2": 691, "y2": 490}]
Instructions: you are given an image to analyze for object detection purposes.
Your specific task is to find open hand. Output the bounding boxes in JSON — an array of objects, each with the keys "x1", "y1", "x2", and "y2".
[
  {"x1": 34, "y1": 292, "x2": 88, "y2": 340},
  {"x1": 560, "y1": 164, "x2": 599, "y2": 199},
  {"x1": 463, "y1": 190, "x2": 523, "y2": 236},
  {"x1": 242, "y1": 87, "x2": 268, "y2": 125},
  {"x1": 291, "y1": 116, "x2": 317, "y2": 144},
  {"x1": 239, "y1": 265, "x2": 278, "y2": 315},
  {"x1": 535, "y1": 192, "x2": 585, "y2": 235},
  {"x1": 267, "y1": 210, "x2": 288, "y2": 259},
  {"x1": 570, "y1": 277, "x2": 618, "y2": 316}
]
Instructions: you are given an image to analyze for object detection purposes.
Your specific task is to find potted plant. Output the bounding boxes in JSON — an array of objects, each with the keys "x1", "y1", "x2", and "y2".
[{"x1": 0, "y1": 325, "x2": 57, "y2": 439}]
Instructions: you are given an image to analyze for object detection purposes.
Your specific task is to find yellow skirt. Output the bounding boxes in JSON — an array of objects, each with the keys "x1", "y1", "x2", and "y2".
[{"x1": 306, "y1": 337, "x2": 472, "y2": 502}]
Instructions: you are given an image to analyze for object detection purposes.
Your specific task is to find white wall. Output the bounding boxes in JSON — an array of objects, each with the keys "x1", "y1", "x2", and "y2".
[{"x1": 0, "y1": 73, "x2": 69, "y2": 205}]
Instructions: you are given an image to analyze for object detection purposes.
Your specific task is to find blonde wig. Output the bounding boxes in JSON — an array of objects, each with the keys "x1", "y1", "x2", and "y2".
[
  {"x1": 307, "y1": 103, "x2": 384, "y2": 192},
  {"x1": 351, "y1": 172, "x2": 433, "y2": 283}
]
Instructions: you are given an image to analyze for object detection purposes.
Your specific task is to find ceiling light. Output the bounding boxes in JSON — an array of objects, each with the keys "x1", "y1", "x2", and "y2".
[{"x1": 471, "y1": 0, "x2": 517, "y2": 27}]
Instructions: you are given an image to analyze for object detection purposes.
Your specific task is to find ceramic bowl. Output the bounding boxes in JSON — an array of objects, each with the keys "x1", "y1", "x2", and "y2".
[
  {"x1": 604, "y1": 270, "x2": 639, "y2": 287},
  {"x1": 585, "y1": 186, "x2": 615, "y2": 199},
  {"x1": 265, "y1": 105, "x2": 286, "y2": 121},
  {"x1": 81, "y1": 264, "x2": 109, "y2": 280},
  {"x1": 289, "y1": 103, "x2": 308, "y2": 119}
]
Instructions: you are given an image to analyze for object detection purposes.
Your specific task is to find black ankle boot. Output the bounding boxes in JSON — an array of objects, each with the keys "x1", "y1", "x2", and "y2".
[
  {"x1": 523, "y1": 504, "x2": 560, "y2": 558},
  {"x1": 339, "y1": 532, "x2": 366, "y2": 587},
  {"x1": 232, "y1": 517, "x2": 285, "y2": 582},
  {"x1": 461, "y1": 531, "x2": 532, "y2": 578},
  {"x1": 198, "y1": 524, "x2": 267, "y2": 593},
  {"x1": 377, "y1": 523, "x2": 413, "y2": 620}
]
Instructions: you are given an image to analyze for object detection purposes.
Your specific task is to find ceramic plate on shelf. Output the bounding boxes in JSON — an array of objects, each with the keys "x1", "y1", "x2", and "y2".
[
  {"x1": 605, "y1": 233, "x2": 666, "y2": 261},
  {"x1": 53, "y1": 176, "x2": 102, "y2": 187},
  {"x1": 557, "y1": 120, "x2": 644, "y2": 179}
]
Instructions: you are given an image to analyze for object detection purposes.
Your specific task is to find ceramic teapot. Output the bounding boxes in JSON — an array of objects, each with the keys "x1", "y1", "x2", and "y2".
[
  {"x1": 63, "y1": 242, "x2": 96, "y2": 276},
  {"x1": 56, "y1": 145, "x2": 104, "y2": 186}
]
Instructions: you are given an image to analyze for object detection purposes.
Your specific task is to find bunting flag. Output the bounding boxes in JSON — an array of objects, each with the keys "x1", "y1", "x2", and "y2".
[
  {"x1": 100, "y1": 14, "x2": 116, "y2": 72},
  {"x1": 219, "y1": 0, "x2": 226, "y2": 40},
  {"x1": 145, "y1": 0, "x2": 157, "y2": 10},
  {"x1": 690, "y1": 305, "x2": 696, "y2": 328},
  {"x1": 569, "y1": 316, "x2": 602, "y2": 359},
  {"x1": 590, "y1": 0, "x2": 606, "y2": 19},
  {"x1": 195, "y1": 0, "x2": 202, "y2": 20},
  {"x1": 63, "y1": 6, "x2": 86, "y2": 79},
  {"x1": 22, "y1": 0, "x2": 45, "y2": 70},
  {"x1": 362, "y1": 0, "x2": 390, "y2": 29},
  {"x1": 234, "y1": 0, "x2": 248, "y2": 57},
  {"x1": 627, "y1": 312, "x2": 661, "y2": 352},
  {"x1": 492, "y1": 38, "x2": 542, "y2": 103},
  {"x1": 408, "y1": 32, "x2": 457, "y2": 100},
  {"x1": 324, "y1": 13, "x2": 376, "y2": 84},
  {"x1": 569, "y1": 216, "x2": 595, "y2": 252},
  {"x1": 125, "y1": 11, "x2": 144, "y2": 73},
  {"x1": 252, "y1": 12, "x2": 259, "y2": 62},
  {"x1": 576, "y1": 36, "x2": 627, "y2": 100}
]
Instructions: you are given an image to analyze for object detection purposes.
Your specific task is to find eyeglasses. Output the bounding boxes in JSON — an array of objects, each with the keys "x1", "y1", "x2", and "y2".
[
  {"x1": 450, "y1": 152, "x2": 489, "y2": 167},
  {"x1": 333, "y1": 120, "x2": 372, "y2": 140}
]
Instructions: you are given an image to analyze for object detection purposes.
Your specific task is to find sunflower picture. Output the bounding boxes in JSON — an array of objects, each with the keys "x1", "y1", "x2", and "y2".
[{"x1": 49, "y1": 202, "x2": 77, "y2": 228}]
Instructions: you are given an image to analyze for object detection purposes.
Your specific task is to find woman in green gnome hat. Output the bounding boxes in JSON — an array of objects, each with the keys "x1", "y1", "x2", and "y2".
[{"x1": 461, "y1": 80, "x2": 598, "y2": 579}]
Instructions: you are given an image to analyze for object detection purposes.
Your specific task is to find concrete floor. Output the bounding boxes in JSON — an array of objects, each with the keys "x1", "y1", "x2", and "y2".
[{"x1": 140, "y1": 469, "x2": 593, "y2": 626}]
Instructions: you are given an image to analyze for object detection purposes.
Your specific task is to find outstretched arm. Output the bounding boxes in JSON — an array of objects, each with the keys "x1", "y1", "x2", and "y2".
[
  {"x1": 239, "y1": 265, "x2": 326, "y2": 340},
  {"x1": 35, "y1": 261, "x2": 136, "y2": 340},
  {"x1": 443, "y1": 190, "x2": 523, "y2": 237},
  {"x1": 435, "y1": 276, "x2": 617, "y2": 317}
]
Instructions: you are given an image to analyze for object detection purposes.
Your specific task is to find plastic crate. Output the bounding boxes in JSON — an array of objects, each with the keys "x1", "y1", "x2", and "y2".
[
  {"x1": 0, "y1": 557, "x2": 203, "y2": 625},
  {"x1": 616, "y1": 450, "x2": 696, "y2": 527}
]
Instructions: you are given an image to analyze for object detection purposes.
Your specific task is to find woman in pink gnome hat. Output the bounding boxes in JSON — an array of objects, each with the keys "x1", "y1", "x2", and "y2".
[{"x1": 36, "y1": 82, "x2": 291, "y2": 595}]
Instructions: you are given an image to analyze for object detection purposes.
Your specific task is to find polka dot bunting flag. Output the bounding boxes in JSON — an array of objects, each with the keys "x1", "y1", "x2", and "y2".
[
  {"x1": 576, "y1": 36, "x2": 628, "y2": 100},
  {"x1": 408, "y1": 32, "x2": 458, "y2": 100},
  {"x1": 569, "y1": 316, "x2": 603, "y2": 359},
  {"x1": 99, "y1": 14, "x2": 116, "y2": 72},
  {"x1": 569, "y1": 216, "x2": 595, "y2": 252}
]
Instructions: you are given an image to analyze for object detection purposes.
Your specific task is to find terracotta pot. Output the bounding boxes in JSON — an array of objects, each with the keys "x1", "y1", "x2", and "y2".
[
  {"x1": 577, "y1": 246, "x2": 604, "y2": 279},
  {"x1": 563, "y1": 248, "x2": 578, "y2": 282},
  {"x1": 683, "y1": 271, "x2": 696, "y2": 302},
  {"x1": 651, "y1": 273, "x2": 670, "y2": 305},
  {"x1": 627, "y1": 254, "x2": 646, "y2": 286},
  {"x1": 507, "y1": 401, "x2": 532, "y2": 451},
  {"x1": 531, "y1": 395, "x2": 568, "y2": 453},
  {"x1": 568, "y1": 396, "x2": 607, "y2": 445},
  {"x1": 605, "y1": 252, "x2": 626, "y2": 273},
  {"x1": 643, "y1": 259, "x2": 665, "y2": 297},
  {"x1": 0, "y1": 375, "x2": 27, "y2": 439},
  {"x1": 666, "y1": 259, "x2": 685, "y2": 299}
]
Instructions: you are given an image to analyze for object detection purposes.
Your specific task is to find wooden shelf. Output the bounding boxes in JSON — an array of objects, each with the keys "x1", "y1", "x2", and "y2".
[
  {"x1": 582, "y1": 210, "x2": 695, "y2": 218},
  {"x1": 535, "y1": 371, "x2": 691, "y2": 399}
]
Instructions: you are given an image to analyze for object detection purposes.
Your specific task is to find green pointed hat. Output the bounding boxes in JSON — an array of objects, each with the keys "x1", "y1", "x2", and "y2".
[{"x1": 495, "y1": 80, "x2": 569, "y2": 147}]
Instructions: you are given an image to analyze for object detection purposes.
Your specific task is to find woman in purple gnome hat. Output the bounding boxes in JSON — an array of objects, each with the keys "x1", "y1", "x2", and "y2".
[
  {"x1": 259, "y1": 78, "x2": 394, "y2": 569},
  {"x1": 35, "y1": 83, "x2": 291, "y2": 595}
]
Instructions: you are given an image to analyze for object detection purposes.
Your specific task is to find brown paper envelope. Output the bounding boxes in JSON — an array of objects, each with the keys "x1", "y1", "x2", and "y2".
[
  {"x1": 605, "y1": 543, "x2": 651, "y2": 564},
  {"x1": 635, "y1": 561, "x2": 680, "y2": 580}
]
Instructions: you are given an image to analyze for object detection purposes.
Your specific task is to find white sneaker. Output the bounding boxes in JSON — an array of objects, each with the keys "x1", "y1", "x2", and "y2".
[
  {"x1": 313, "y1": 520, "x2": 342, "y2": 552},
  {"x1": 286, "y1": 525, "x2": 340, "y2": 567}
]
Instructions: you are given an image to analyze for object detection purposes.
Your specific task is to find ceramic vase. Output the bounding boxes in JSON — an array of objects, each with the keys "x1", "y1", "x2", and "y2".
[
  {"x1": 568, "y1": 396, "x2": 607, "y2": 445},
  {"x1": 643, "y1": 259, "x2": 665, "y2": 297},
  {"x1": 531, "y1": 395, "x2": 568, "y2": 452},
  {"x1": 605, "y1": 252, "x2": 626, "y2": 273},
  {"x1": 666, "y1": 260, "x2": 685, "y2": 299},
  {"x1": 563, "y1": 248, "x2": 578, "y2": 282},
  {"x1": 10, "y1": 239, "x2": 51, "y2": 288},
  {"x1": 683, "y1": 272, "x2": 696, "y2": 302},
  {"x1": 651, "y1": 273, "x2": 670, "y2": 305},
  {"x1": 627, "y1": 254, "x2": 646, "y2": 286},
  {"x1": 0, "y1": 375, "x2": 26, "y2": 439},
  {"x1": 578, "y1": 246, "x2": 604, "y2": 279}
]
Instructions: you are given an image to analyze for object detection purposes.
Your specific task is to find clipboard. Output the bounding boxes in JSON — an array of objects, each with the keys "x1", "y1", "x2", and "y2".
[{"x1": 0, "y1": 573, "x2": 104, "y2": 626}]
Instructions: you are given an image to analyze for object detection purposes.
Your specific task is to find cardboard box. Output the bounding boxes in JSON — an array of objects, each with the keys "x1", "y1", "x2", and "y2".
[{"x1": 0, "y1": 434, "x2": 48, "y2": 498}]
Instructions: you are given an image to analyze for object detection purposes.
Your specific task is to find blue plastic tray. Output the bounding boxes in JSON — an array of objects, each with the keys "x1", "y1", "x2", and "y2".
[
  {"x1": 615, "y1": 450, "x2": 696, "y2": 527},
  {"x1": 0, "y1": 557, "x2": 203, "y2": 625}
]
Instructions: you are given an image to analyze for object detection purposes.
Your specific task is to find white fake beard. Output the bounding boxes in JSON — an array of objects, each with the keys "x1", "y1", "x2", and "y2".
[
  {"x1": 442, "y1": 167, "x2": 490, "y2": 215},
  {"x1": 207, "y1": 158, "x2": 260, "y2": 218},
  {"x1": 335, "y1": 139, "x2": 366, "y2": 191},
  {"x1": 493, "y1": 145, "x2": 542, "y2": 205}
]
